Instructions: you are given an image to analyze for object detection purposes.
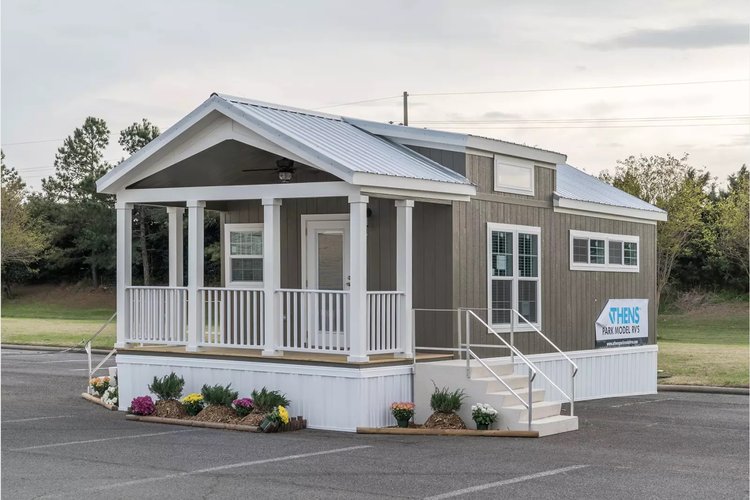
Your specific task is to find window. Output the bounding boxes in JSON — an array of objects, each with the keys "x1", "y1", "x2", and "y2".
[
  {"x1": 493, "y1": 155, "x2": 535, "y2": 196},
  {"x1": 488, "y1": 223, "x2": 541, "y2": 330},
  {"x1": 225, "y1": 223, "x2": 263, "y2": 286},
  {"x1": 569, "y1": 230, "x2": 639, "y2": 272}
]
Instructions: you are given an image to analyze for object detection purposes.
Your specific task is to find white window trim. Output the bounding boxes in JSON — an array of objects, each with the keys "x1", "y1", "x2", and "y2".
[
  {"x1": 224, "y1": 223, "x2": 264, "y2": 287},
  {"x1": 569, "y1": 230, "x2": 640, "y2": 273},
  {"x1": 487, "y1": 222, "x2": 542, "y2": 333},
  {"x1": 493, "y1": 155, "x2": 535, "y2": 196}
]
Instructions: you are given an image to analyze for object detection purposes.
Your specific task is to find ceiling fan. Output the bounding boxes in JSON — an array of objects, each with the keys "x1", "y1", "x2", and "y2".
[{"x1": 242, "y1": 158, "x2": 296, "y2": 183}]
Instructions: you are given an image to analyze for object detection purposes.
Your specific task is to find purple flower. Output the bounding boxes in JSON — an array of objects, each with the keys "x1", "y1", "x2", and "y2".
[
  {"x1": 233, "y1": 398, "x2": 254, "y2": 409},
  {"x1": 130, "y1": 395, "x2": 155, "y2": 415}
]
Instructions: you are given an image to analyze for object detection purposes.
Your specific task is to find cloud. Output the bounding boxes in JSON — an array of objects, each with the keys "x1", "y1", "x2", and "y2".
[
  {"x1": 481, "y1": 111, "x2": 522, "y2": 120},
  {"x1": 590, "y1": 21, "x2": 749, "y2": 50}
]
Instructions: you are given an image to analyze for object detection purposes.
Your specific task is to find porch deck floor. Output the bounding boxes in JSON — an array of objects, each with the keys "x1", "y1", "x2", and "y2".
[{"x1": 117, "y1": 345, "x2": 453, "y2": 368}]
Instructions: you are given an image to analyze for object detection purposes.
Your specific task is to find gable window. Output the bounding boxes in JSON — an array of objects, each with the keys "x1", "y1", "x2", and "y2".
[
  {"x1": 493, "y1": 155, "x2": 535, "y2": 196},
  {"x1": 569, "y1": 230, "x2": 639, "y2": 272},
  {"x1": 224, "y1": 223, "x2": 263, "y2": 286},
  {"x1": 488, "y1": 223, "x2": 541, "y2": 331}
]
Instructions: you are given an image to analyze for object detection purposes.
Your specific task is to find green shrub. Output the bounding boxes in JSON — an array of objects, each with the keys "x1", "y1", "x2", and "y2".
[
  {"x1": 148, "y1": 372, "x2": 185, "y2": 401},
  {"x1": 201, "y1": 384, "x2": 239, "y2": 406},
  {"x1": 430, "y1": 384, "x2": 465, "y2": 413},
  {"x1": 251, "y1": 387, "x2": 290, "y2": 413}
]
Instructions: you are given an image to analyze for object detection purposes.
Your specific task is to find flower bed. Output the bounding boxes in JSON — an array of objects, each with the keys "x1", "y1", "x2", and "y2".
[
  {"x1": 124, "y1": 374, "x2": 306, "y2": 433},
  {"x1": 82, "y1": 376, "x2": 118, "y2": 411}
]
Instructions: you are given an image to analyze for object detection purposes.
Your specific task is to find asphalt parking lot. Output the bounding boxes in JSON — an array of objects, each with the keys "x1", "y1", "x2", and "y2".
[{"x1": 2, "y1": 347, "x2": 748, "y2": 500}]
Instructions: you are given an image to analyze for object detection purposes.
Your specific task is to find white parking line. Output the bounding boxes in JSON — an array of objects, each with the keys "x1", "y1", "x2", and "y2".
[
  {"x1": 10, "y1": 429, "x2": 194, "y2": 451},
  {"x1": 424, "y1": 465, "x2": 589, "y2": 499},
  {"x1": 3, "y1": 416, "x2": 74, "y2": 424},
  {"x1": 44, "y1": 445, "x2": 373, "y2": 498}
]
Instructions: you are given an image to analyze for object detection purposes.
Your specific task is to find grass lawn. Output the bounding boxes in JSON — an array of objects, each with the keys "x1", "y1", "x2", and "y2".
[
  {"x1": 658, "y1": 300, "x2": 749, "y2": 387},
  {"x1": 1, "y1": 285, "x2": 116, "y2": 350}
]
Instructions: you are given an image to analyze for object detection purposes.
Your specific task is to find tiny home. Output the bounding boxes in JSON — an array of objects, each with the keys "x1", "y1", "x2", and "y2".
[{"x1": 97, "y1": 94, "x2": 666, "y2": 435}]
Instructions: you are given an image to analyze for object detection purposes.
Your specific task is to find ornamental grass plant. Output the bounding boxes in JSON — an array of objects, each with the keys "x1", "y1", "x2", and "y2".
[
  {"x1": 430, "y1": 385, "x2": 466, "y2": 413},
  {"x1": 201, "y1": 384, "x2": 239, "y2": 407},
  {"x1": 251, "y1": 387, "x2": 290, "y2": 413},
  {"x1": 148, "y1": 372, "x2": 185, "y2": 401}
]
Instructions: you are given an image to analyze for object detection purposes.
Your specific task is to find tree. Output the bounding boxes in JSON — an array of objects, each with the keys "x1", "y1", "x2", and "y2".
[
  {"x1": 1, "y1": 152, "x2": 47, "y2": 297},
  {"x1": 600, "y1": 154, "x2": 710, "y2": 307},
  {"x1": 40, "y1": 117, "x2": 115, "y2": 287},
  {"x1": 119, "y1": 119, "x2": 161, "y2": 285},
  {"x1": 713, "y1": 165, "x2": 749, "y2": 283}
]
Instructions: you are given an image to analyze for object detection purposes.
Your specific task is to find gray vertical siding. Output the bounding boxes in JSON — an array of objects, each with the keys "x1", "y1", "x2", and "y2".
[
  {"x1": 222, "y1": 198, "x2": 452, "y2": 332},
  {"x1": 452, "y1": 153, "x2": 658, "y2": 356}
]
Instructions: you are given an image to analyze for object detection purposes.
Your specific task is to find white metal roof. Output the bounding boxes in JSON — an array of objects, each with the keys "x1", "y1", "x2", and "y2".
[
  {"x1": 555, "y1": 163, "x2": 666, "y2": 217},
  {"x1": 218, "y1": 94, "x2": 471, "y2": 186}
]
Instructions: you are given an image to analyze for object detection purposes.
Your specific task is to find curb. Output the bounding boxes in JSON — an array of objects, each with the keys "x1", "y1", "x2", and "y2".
[
  {"x1": 356, "y1": 427, "x2": 538, "y2": 438},
  {"x1": 1, "y1": 344, "x2": 114, "y2": 355},
  {"x1": 658, "y1": 384, "x2": 749, "y2": 395},
  {"x1": 125, "y1": 414, "x2": 259, "y2": 432}
]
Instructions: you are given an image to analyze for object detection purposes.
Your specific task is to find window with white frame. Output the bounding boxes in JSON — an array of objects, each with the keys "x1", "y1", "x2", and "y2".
[
  {"x1": 487, "y1": 223, "x2": 541, "y2": 330},
  {"x1": 570, "y1": 230, "x2": 639, "y2": 272},
  {"x1": 493, "y1": 155, "x2": 535, "y2": 196},
  {"x1": 225, "y1": 223, "x2": 263, "y2": 286}
]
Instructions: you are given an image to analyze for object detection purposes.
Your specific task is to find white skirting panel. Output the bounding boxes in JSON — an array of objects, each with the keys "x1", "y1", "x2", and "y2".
[
  {"x1": 510, "y1": 345, "x2": 658, "y2": 402},
  {"x1": 116, "y1": 354, "x2": 413, "y2": 432}
]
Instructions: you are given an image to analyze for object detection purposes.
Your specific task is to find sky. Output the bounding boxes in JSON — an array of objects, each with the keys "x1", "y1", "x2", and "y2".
[{"x1": 2, "y1": 0, "x2": 748, "y2": 190}]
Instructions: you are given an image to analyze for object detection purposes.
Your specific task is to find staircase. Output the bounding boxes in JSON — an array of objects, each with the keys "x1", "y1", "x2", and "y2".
[{"x1": 414, "y1": 358, "x2": 578, "y2": 437}]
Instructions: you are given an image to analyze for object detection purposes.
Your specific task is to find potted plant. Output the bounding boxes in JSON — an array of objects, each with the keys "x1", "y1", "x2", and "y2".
[
  {"x1": 89, "y1": 376, "x2": 110, "y2": 397},
  {"x1": 471, "y1": 403, "x2": 498, "y2": 430},
  {"x1": 259, "y1": 405, "x2": 290, "y2": 433},
  {"x1": 390, "y1": 402, "x2": 415, "y2": 428},
  {"x1": 232, "y1": 397, "x2": 254, "y2": 418},
  {"x1": 181, "y1": 393, "x2": 205, "y2": 416}
]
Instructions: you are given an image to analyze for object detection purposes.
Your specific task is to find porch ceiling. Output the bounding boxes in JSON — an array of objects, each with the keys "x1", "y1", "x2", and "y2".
[{"x1": 129, "y1": 140, "x2": 338, "y2": 189}]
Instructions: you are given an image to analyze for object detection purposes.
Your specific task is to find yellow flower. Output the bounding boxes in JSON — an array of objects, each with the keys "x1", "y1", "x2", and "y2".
[
  {"x1": 278, "y1": 405, "x2": 290, "y2": 425},
  {"x1": 181, "y1": 393, "x2": 203, "y2": 403}
]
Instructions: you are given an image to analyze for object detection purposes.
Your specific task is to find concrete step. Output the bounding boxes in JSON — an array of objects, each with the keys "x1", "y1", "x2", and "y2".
[
  {"x1": 470, "y1": 362, "x2": 515, "y2": 378},
  {"x1": 472, "y1": 374, "x2": 529, "y2": 392},
  {"x1": 502, "y1": 401, "x2": 562, "y2": 422},
  {"x1": 505, "y1": 414, "x2": 579, "y2": 436},
  {"x1": 484, "y1": 387, "x2": 546, "y2": 407}
]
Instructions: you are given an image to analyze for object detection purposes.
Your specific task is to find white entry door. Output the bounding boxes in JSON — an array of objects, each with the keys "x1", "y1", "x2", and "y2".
[{"x1": 303, "y1": 216, "x2": 350, "y2": 349}]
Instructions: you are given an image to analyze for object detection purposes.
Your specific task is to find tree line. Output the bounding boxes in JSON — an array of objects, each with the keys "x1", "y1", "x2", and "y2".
[{"x1": 1, "y1": 117, "x2": 748, "y2": 303}]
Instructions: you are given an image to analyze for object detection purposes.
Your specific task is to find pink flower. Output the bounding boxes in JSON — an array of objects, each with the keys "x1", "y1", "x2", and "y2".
[{"x1": 130, "y1": 396, "x2": 155, "y2": 415}]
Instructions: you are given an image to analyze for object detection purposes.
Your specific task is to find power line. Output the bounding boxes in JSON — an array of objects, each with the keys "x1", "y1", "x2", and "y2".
[
  {"x1": 410, "y1": 78, "x2": 749, "y2": 97},
  {"x1": 2, "y1": 138, "x2": 64, "y2": 146},
  {"x1": 314, "y1": 95, "x2": 401, "y2": 110},
  {"x1": 411, "y1": 114, "x2": 750, "y2": 125},
  {"x1": 426, "y1": 122, "x2": 749, "y2": 130}
]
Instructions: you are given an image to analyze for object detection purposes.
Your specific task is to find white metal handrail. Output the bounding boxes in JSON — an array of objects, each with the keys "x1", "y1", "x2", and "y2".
[
  {"x1": 466, "y1": 347, "x2": 530, "y2": 410},
  {"x1": 509, "y1": 309, "x2": 578, "y2": 416}
]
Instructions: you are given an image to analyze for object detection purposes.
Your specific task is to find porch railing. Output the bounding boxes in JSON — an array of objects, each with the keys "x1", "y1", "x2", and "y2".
[
  {"x1": 126, "y1": 286, "x2": 188, "y2": 344},
  {"x1": 199, "y1": 287, "x2": 264, "y2": 348},
  {"x1": 366, "y1": 291, "x2": 404, "y2": 354},
  {"x1": 277, "y1": 289, "x2": 350, "y2": 353}
]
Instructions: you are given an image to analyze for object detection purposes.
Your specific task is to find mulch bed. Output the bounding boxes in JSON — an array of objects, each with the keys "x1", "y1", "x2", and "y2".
[
  {"x1": 153, "y1": 399, "x2": 188, "y2": 419},
  {"x1": 240, "y1": 412, "x2": 267, "y2": 426},
  {"x1": 192, "y1": 405, "x2": 242, "y2": 424},
  {"x1": 423, "y1": 412, "x2": 467, "y2": 429}
]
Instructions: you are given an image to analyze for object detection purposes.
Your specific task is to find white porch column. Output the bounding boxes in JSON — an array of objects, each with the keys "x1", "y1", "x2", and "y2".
[
  {"x1": 186, "y1": 201, "x2": 205, "y2": 352},
  {"x1": 115, "y1": 202, "x2": 133, "y2": 349},
  {"x1": 395, "y1": 199, "x2": 414, "y2": 357},
  {"x1": 348, "y1": 195, "x2": 369, "y2": 363},
  {"x1": 167, "y1": 207, "x2": 184, "y2": 287},
  {"x1": 262, "y1": 198, "x2": 282, "y2": 356}
]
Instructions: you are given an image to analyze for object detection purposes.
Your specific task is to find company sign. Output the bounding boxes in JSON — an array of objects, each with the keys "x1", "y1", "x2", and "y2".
[{"x1": 595, "y1": 299, "x2": 648, "y2": 348}]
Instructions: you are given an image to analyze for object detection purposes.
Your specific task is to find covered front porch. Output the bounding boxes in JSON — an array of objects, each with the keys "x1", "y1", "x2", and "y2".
[{"x1": 116, "y1": 185, "x2": 417, "y2": 363}]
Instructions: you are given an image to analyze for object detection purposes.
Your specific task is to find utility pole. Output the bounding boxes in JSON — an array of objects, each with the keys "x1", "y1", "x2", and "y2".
[{"x1": 403, "y1": 91, "x2": 409, "y2": 126}]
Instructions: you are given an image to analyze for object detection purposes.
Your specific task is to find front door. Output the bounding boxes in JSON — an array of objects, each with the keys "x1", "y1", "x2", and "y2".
[{"x1": 303, "y1": 216, "x2": 350, "y2": 349}]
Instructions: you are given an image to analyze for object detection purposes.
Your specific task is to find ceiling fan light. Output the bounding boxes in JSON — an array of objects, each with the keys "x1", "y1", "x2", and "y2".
[{"x1": 278, "y1": 170, "x2": 293, "y2": 183}]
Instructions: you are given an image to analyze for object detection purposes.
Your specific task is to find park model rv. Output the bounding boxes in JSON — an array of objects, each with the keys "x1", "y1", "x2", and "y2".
[{"x1": 97, "y1": 94, "x2": 666, "y2": 435}]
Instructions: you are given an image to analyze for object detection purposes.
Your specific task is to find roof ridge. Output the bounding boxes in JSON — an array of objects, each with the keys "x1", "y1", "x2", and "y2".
[{"x1": 213, "y1": 93, "x2": 343, "y2": 121}]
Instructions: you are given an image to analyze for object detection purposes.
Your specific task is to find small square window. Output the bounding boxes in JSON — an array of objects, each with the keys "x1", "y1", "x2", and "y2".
[{"x1": 494, "y1": 155, "x2": 535, "y2": 195}]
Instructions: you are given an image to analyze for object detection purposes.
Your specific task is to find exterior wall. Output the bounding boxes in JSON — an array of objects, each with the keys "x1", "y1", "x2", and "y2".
[
  {"x1": 408, "y1": 145, "x2": 467, "y2": 176},
  {"x1": 453, "y1": 153, "x2": 658, "y2": 355},
  {"x1": 222, "y1": 197, "x2": 453, "y2": 347},
  {"x1": 116, "y1": 354, "x2": 412, "y2": 432}
]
